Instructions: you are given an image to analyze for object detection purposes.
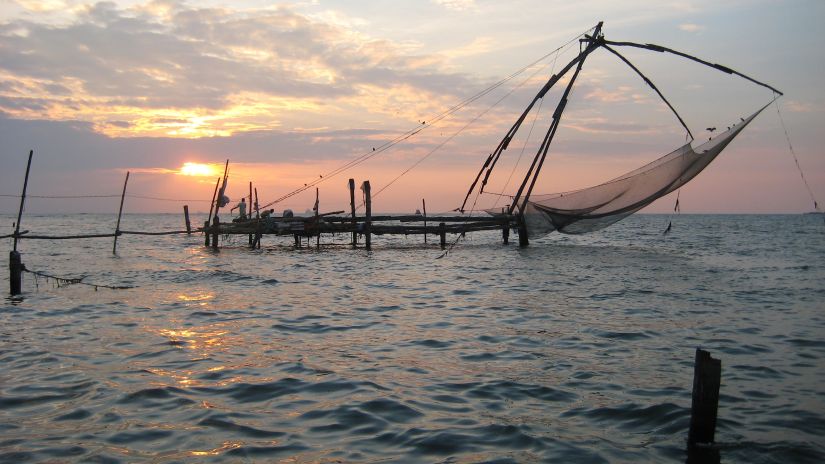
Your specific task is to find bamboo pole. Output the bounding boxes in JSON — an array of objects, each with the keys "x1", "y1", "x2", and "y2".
[
  {"x1": 112, "y1": 171, "x2": 130, "y2": 254},
  {"x1": 13, "y1": 150, "x2": 33, "y2": 252},
  {"x1": 423, "y1": 199, "x2": 427, "y2": 244},
  {"x1": 253, "y1": 187, "x2": 261, "y2": 249},
  {"x1": 315, "y1": 188, "x2": 320, "y2": 249},
  {"x1": 349, "y1": 179, "x2": 357, "y2": 248},
  {"x1": 206, "y1": 177, "x2": 220, "y2": 246},
  {"x1": 362, "y1": 181, "x2": 372, "y2": 250},
  {"x1": 212, "y1": 160, "x2": 229, "y2": 250}
]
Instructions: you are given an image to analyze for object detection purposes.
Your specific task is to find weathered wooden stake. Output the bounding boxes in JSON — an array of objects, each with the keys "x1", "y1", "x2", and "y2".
[
  {"x1": 315, "y1": 188, "x2": 320, "y2": 249},
  {"x1": 13, "y1": 150, "x2": 33, "y2": 253},
  {"x1": 518, "y1": 218, "x2": 529, "y2": 247},
  {"x1": 362, "y1": 181, "x2": 372, "y2": 250},
  {"x1": 439, "y1": 222, "x2": 446, "y2": 250},
  {"x1": 502, "y1": 225, "x2": 510, "y2": 244},
  {"x1": 248, "y1": 181, "x2": 253, "y2": 246},
  {"x1": 688, "y1": 348, "x2": 722, "y2": 447},
  {"x1": 211, "y1": 217, "x2": 220, "y2": 250},
  {"x1": 112, "y1": 171, "x2": 130, "y2": 254},
  {"x1": 210, "y1": 160, "x2": 230, "y2": 251},
  {"x1": 9, "y1": 251, "x2": 22, "y2": 296},
  {"x1": 349, "y1": 179, "x2": 357, "y2": 248},
  {"x1": 183, "y1": 205, "x2": 191, "y2": 234},
  {"x1": 423, "y1": 199, "x2": 428, "y2": 244},
  {"x1": 204, "y1": 221, "x2": 210, "y2": 246},
  {"x1": 253, "y1": 187, "x2": 261, "y2": 249}
]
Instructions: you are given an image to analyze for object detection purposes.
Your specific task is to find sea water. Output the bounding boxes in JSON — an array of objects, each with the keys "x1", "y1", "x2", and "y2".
[{"x1": 1, "y1": 213, "x2": 823, "y2": 463}]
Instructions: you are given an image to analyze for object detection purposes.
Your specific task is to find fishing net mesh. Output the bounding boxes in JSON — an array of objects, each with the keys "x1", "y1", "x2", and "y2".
[{"x1": 517, "y1": 105, "x2": 766, "y2": 236}]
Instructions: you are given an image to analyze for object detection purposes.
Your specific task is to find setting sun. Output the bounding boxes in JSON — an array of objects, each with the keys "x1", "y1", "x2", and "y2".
[{"x1": 179, "y1": 162, "x2": 218, "y2": 177}]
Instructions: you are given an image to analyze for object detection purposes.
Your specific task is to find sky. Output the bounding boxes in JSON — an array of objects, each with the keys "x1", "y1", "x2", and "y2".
[{"x1": 0, "y1": 0, "x2": 823, "y2": 216}]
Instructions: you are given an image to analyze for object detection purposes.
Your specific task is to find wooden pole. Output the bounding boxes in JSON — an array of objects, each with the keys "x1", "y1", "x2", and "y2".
[
  {"x1": 314, "y1": 188, "x2": 320, "y2": 249},
  {"x1": 183, "y1": 205, "x2": 191, "y2": 234},
  {"x1": 253, "y1": 187, "x2": 261, "y2": 249},
  {"x1": 362, "y1": 181, "x2": 372, "y2": 250},
  {"x1": 207, "y1": 177, "x2": 220, "y2": 224},
  {"x1": 349, "y1": 179, "x2": 357, "y2": 248},
  {"x1": 688, "y1": 348, "x2": 722, "y2": 447},
  {"x1": 112, "y1": 171, "x2": 130, "y2": 254},
  {"x1": 439, "y1": 222, "x2": 446, "y2": 250},
  {"x1": 423, "y1": 199, "x2": 428, "y2": 244},
  {"x1": 9, "y1": 251, "x2": 22, "y2": 296},
  {"x1": 13, "y1": 150, "x2": 34, "y2": 252},
  {"x1": 502, "y1": 224, "x2": 510, "y2": 244},
  {"x1": 248, "y1": 181, "x2": 254, "y2": 246},
  {"x1": 518, "y1": 216, "x2": 529, "y2": 248},
  {"x1": 211, "y1": 160, "x2": 230, "y2": 251},
  {"x1": 205, "y1": 177, "x2": 220, "y2": 247}
]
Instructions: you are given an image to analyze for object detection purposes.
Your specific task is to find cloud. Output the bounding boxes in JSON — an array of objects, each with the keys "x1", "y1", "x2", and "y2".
[
  {"x1": 0, "y1": 2, "x2": 476, "y2": 137},
  {"x1": 678, "y1": 23, "x2": 704, "y2": 32},
  {"x1": 431, "y1": 0, "x2": 476, "y2": 12},
  {"x1": 783, "y1": 100, "x2": 819, "y2": 113}
]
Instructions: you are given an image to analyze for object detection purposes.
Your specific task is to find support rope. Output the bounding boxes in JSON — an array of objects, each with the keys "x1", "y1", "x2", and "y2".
[{"x1": 774, "y1": 99, "x2": 822, "y2": 218}]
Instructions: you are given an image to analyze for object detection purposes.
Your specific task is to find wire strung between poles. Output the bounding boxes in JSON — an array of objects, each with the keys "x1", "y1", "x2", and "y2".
[
  {"x1": 259, "y1": 26, "x2": 598, "y2": 211},
  {"x1": 774, "y1": 98, "x2": 822, "y2": 221}
]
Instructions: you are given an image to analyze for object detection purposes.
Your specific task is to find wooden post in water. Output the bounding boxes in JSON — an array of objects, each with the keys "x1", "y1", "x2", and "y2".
[
  {"x1": 248, "y1": 181, "x2": 253, "y2": 246},
  {"x1": 349, "y1": 179, "x2": 357, "y2": 248},
  {"x1": 206, "y1": 177, "x2": 220, "y2": 247},
  {"x1": 13, "y1": 150, "x2": 33, "y2": 253},
  {"x1": 688, "y1": 348, "x2": 722, "y2": 447},
  {"x1": 502, "y1": 224, "x2": 510, "y2": 244},
  {"x1": 518, "y1": 216, "x2": 529, "y2": 248},
  {"x1": 315, "y1": 188, "x2": 320, "y2": 249},
  {"x1": 362, "y1": 181, "x2": 372, "y2": 250},
  {"x1": 211, "y1": 160, "x2": 230, "y2": 251},
  {"x1": 9, "y1": 251, "x2": 22, "y2": 296},
  {"x1": 423, "y1": 199, "x2": 428, "y2": 244},
  {"x1": 112, "y1": 171, "x2": 130, "y2": 254},
  {"x1": 10, "y1": 149, "x2": 33, "y2": 296},
  {"x1": 253, "y1": 188, "x2": 261, "y2": 249},
  {"x1": 183, "y1": 205, "x2": 191, "y2": 234},
  {"x1": 212, "y1": 216, "x2": 220, "y2": 250},
  {"x1": 439, "y1": 222, "x2": 446, "y2": 250}
]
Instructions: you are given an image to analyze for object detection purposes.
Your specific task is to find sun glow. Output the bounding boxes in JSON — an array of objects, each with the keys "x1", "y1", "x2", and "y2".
[{"x1": 179, "y1": 162, "x2": 218, "y2": 177}]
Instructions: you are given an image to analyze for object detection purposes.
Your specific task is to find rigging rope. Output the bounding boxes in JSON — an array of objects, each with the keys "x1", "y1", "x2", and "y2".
[
  {"x1": 370, "y1": 53, "x2": 560, "y2": 204},
  {"x1": 259, "y1": 26, "x2": 598, "y2": 211},
  {"x1": 774, "y1": 99, "x2": 822, "y2": 217}
]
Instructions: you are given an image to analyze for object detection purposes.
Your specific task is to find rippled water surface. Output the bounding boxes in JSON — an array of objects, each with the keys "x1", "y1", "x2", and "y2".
[{"x1": 2, "y1": 214, "x2": 824, "y2": 462}]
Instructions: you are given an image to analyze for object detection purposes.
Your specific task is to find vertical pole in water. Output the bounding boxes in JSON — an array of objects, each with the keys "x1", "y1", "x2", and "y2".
[
  {"x1": 9, "y1": 251, "x2": 22, "y2": 296},
  {"x1": 423, "y1": 199, "x2": 428, "y2": 244},
  {"x1": 253, "y1": 187, "x2": 261, "y2": 249},
  {"x1": 502, "y1": 222, "x2": 510, "y2": 245},
  {"x1": 113, "y1": 171, "x2": 130, "y2": 255},
  {"x1": 248, "y1": 181, "x2": 253, "y2": 246},
  {"x1": 362, "y1": 181, "x2": 372, "y2": 251},
  {"x1": 349, "y1": 179, "x2": 357, "y2": 248},
  {"x1": 206, "y1": 177, "x2": 220, "y2": 247},
  {"x1": 211, "y1": 160, "x2": 229, "y2": 251},
  {"x1": 518, "y1": 216, "x2": 529, "y2": 248},
  {"x1": 688, "y1": 348, "x2": 722, "y2": 447},
  {"x1": 439, "y1": 222, "x2": 446, "y2": 250},
  {"x1": 315, "y1": 188, "x2": 320, "y2": 249},
  {"x1": 10, "y1": 149, "x2": 32, "y2": 296},
  {"x1": 13, "y1": 150, "x2": 33, "y2": 253},
  {"x1": 183, "y1": 205, "x2": 191, "y2": 234}
]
